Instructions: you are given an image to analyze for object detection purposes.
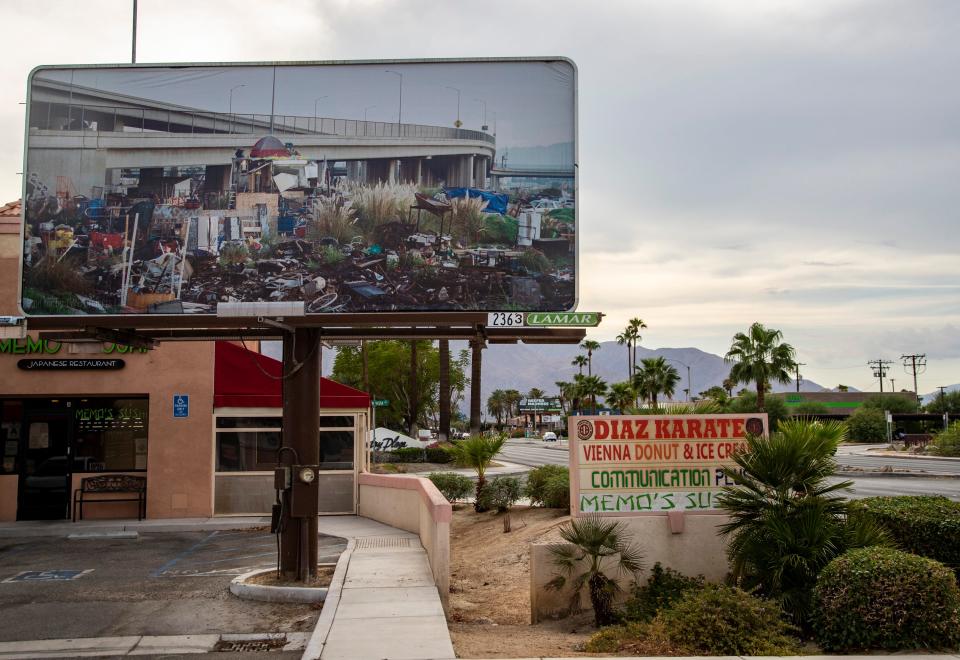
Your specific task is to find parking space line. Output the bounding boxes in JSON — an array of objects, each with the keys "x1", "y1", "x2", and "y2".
[
  {"x1": 202, "y1": 542, "x2": 275, "y2": 553},
  {"x1": 150, "y1": 531, "x2": 218, "y2": 578},
  {"x1": 188, "y1": 551, "x2": 276, "y2": 566}
]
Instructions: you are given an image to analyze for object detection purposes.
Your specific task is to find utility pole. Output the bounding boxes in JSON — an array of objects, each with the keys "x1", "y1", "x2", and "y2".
[
  {"x1": 795, "y1": 362, "x2": 806, "y2": 393},
  {"x1": 867, "y1": 359, "x2": 893, "y2": 393},
  {"x1": 890, "y1": 378, "x2": 895, "y2": 391},
  {"x1": 131, "y1": 0, "x2": 138, "y2": 64},
  {"x1": 900, "y1": 354, "x2": 927, "y2": 411}
]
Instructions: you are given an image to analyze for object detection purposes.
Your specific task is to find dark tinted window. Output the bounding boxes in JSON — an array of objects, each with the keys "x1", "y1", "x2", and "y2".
[
  {"x1": 318, "y1": 416, "x2": 354, "y2": 428},
  {"x1": 216, "y1": 431, "x2": 282, "y2": 471},
  {"x1": 319, "y1": 431, "x2": 354, "y2": 470},
  {"x1": 216, "y1": 417, "x2": 282, "y2": 429}
]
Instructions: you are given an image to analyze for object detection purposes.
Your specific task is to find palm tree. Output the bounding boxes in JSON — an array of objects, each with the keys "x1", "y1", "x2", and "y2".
[
  {"x1": 577, "y1": 375, "x2": 607, "y2": 415},
  {"x1": 633, "y1": 357, "x2": 680, "y2": 409},
  {"x1": 725, "y1": 322, "x2": 797, "y2": 411},
  {"x1": 486, "y1": 389, "x2": 508, "y2": 429},
  {"x1": 722, "y1": 377, "x2": 736, "y2": 397},
  {"x1": 449, "y1": 434, "x2": 507, "y2": 511},
  {"x1": 581, "y1": 339, "x2": 601, "y2": 377},
  {"x1": 504, "y1": 389, "x2": 522, "y2": 418},
  {"x1": 627, "y1": 317, "x2": 647, "y2": 370},
  {"x1": 571, "y1": 354, "x2": 588, "y2": 376},
  {"x1": 547, "y1": 515, "x2": 644, "y2": 627},
  {"x1": 716, "y1": 419, "x2": 888, "y2": 627},
  {"x1": 606, "y1": 381, "x2": 635, "y2": 413},
  {"x1": 438, "y1": 339, "x2": 450, "y2": 441},
  {"x1": 619, "y1": 318, "x2": 647, "y2": 406},
  {"x1": 616, "y1": 331, "x2": 631, "y2": 381},
  {"x1": 527, "y1": 387, "x2": 545, "y2": 399}
]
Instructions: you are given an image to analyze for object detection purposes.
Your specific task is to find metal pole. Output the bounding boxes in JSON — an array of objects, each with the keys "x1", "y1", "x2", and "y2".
[
  {"x1": 269, "y1": 67, "x2": 277, "y2": 134},
  {"x1": 131, "y1": 0, "x2": 137, "y2": 64},
  {"x1": 280, "y1": 328, "x2": 321, "y2": 581}
]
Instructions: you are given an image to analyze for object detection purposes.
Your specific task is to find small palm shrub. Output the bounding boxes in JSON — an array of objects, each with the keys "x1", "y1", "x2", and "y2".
[
  {"x1": 547, "y1": 515, "x2": 644, "y2": 627},
  {"x1": 477, "y1": 476, "x2": 522, "y2": 512},
  {"x1": 622, "y1": 563, "x2": 704, "y2": 623},
  {"x1": 717, "y1": 418, "x2": 889, "y2": 627},
  {"x1": 813, "y1": 547, "x2": 960, "y2": 651},
  {"x1": 448, "y1": 434, "x2": 506, "y2": 512},
  {"x1": 658, "y1": 585, "x2": 802, "y2": 655},
  {"x1": 850, "y1": 495, "x2": 960, "y2": 577},
  {"x1": 525, "y1": 465, "x2": 568, "y2": 506},
  {"x1": 427, "y1": 472, "x2": 473, "y2": 504}
]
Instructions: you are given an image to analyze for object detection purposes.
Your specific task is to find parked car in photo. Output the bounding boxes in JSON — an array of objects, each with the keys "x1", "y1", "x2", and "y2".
[{"x1": 542, "y1": 431, "x2": 558, "y2": 442}]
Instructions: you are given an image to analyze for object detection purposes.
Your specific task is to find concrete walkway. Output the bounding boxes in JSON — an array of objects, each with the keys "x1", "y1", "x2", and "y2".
[{"x1": 307, "y1": 516, "x2": 455, "y2": 660}]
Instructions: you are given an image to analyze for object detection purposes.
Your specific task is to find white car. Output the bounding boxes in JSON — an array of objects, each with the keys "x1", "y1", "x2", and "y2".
[{"x1": 542, "y1": 431, "x2": 558, "y2": 442}]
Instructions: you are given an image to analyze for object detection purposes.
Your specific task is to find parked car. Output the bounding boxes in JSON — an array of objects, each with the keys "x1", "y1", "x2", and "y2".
[{"x1": 542, "y1": 431, "x2": 558, "y2": 442}]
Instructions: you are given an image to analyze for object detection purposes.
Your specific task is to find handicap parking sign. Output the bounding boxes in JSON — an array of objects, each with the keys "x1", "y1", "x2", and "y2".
[{"x1": 173, "y1": 395, "x2": 189, "y2": 418}]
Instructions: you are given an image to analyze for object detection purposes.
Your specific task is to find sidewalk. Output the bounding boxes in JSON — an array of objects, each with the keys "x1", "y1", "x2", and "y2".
[
  {"x1": 306, "y1": 516, "x2": 455, "y2": 660},
  {"x1": 0, "y1": 515, "x2": 270, "y2": 538}
]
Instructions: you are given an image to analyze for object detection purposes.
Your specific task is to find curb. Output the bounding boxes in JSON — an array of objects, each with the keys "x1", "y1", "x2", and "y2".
[
  {"x1": 836, "y1": 470, "x2": 960, "y2": 479},
  {"x1": 301, "y1": 537, "x2": 354, "y2": 660},
  {"x1": 0, "y1": 632, "x2": 310, "y2": 658},
  {"x1": 864, "y1": 449, "x2": 960, "y2": 462},
  {"x1": 0, "y1": 519, "x2": 269, "y2": 539},
  {"x1": 230, "y1": 565, "x2": 334, "y2": 604}
]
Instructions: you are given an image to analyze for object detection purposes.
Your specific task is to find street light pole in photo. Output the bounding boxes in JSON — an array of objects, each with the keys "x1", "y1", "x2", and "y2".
[
  {"x1": 385, "y1": 70, "x2": 402, "y2": 130},
  {"x1": 446, "y1": 86, "x2": 461, "y2": 128},
  {"x1": 313, "y1": 96, "x2": 328, "y2": 134},
  {"x1": 363, "y1": 104, "x2": 376, "y2": 122},
  {"x1": 665, "y1": 357, "x2": 693, "y2": 402},
  {"x1": 228, "y1": 84, "x2": 245, "y2": 134},
  {"x1": 474, "y1": 98, "x2": 487, "y2": 131}
]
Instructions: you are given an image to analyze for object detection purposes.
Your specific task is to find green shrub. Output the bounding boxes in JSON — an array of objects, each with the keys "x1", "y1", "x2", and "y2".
[
  {"x1": 477, "y1": 476, "x2": 522, "y2": 512},
  {"x1": 931, "y1": 421, "x2": 960, "y2": 457},
  {"x1": 850, "y1": 495, "x2": 960, "y2": 576},
  {"x1": 729, "y1": 392, "x2": 788, "y2": 431},
  {"x1": 813, "y1": 547, "x2": 960, "y2": 651},
  {"x1": 862, "y1": 394, "x2": 917, "y2": 413},
  {"x1": 387, "y1": 447, "x2": 425, "y2": 463},
  {"x1": 623, "y1": 563, "x2": 704, "y2": 623},
  {"x1": 424, "y1": 446, "x2": 453, "y2": 463},
  {"x1": 658, "y1": 584, "x2": 801, "y2": 655},
  {"x1": 525, "y1": 465, "x2": 568, "y2": 506},
  {"x1": 846, "y1": 407, "x2": 887, "y2": 442},
  {"x1": 790, "y1": 402, "x2": 829, "y2": 416},
  {"x1": 509, "y1": 429, "x2": 525, "y2": 438},
  {"x1": 542, "y1": 472, "x2": 570, "y2": 510},
  {"x1": 584, "y1": 621, "x2": 677, "y2": 655},
  {"x1": 427, "y1": 472, "x2": 473, "y2": 503}
]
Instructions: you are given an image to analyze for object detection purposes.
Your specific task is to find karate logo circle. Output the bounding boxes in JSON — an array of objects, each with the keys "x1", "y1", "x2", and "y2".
[
  {"x1": 745, "y1": 417, "x2": 764, "y2": 436},
  {"x1": 577, "y1": 420, "x2": 594, "y2": 441}
]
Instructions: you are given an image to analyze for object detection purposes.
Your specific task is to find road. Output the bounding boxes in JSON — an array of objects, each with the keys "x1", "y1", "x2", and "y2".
[{"x1": 497, "y1": 440, "x2": 960, "y2": 500}]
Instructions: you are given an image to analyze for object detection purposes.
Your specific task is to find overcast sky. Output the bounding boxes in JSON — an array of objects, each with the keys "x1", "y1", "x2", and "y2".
[{"x1": 2, "y1": 0, "x2": 957, "y2": 393}]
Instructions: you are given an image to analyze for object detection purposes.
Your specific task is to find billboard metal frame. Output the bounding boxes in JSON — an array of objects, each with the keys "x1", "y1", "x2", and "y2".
[{"x1": 18, "y1": 57, "x2": 579, "y2": 338}]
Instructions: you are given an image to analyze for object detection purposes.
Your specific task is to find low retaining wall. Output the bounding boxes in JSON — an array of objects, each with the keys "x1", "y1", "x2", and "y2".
[
  {"x1": 530, "y1": 513, "x2": 730, "y2": 623},
  {"x1": 357, "y1": 472, "x2": 451, "y2": 610}
]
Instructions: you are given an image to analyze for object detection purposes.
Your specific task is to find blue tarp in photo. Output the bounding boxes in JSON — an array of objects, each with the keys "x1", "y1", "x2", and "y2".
[{"x1": 444, "y1": 188, "x2": 509, "y2": 215}]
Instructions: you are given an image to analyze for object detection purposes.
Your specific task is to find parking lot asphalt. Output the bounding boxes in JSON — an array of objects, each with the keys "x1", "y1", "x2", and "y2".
[{"x1": 0, "y1": 529, "x2": 346, "y2": 643}]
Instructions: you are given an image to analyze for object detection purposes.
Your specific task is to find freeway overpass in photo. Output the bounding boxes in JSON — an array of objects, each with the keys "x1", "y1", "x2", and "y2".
[{"x1": 27, "y1": 76, "x2": 497, "y2": 195}]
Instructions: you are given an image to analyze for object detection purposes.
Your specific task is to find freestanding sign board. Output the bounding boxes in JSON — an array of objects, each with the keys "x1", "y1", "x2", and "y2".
[
  {"x1": 19, "y1": 58, "x2": 577, "y2": 320},
  {"x1": 570, "y1": 413, "x2": 767, "y2": 515}
]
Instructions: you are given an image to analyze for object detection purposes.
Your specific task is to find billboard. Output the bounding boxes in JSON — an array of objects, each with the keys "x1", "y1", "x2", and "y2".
[
  {"x1": 570, "y1": 414, "x2": 768, "y2": 516},
  {"x1": 19, "y1": 58, "x2": 576, "y2": 317}
]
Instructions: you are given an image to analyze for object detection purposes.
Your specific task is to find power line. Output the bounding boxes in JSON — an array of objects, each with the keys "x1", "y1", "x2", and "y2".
[
  {"x1": 867, "y1": 359, "x2": 893, "y2": 393},
  {"x1": 901, "y1": 354, "x2": 927, "y2": 411}
]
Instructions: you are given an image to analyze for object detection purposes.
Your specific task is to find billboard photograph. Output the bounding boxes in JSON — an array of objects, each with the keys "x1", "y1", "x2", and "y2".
[{"x1": 20, "y1": 59, "x2": 576, "y2": 316}]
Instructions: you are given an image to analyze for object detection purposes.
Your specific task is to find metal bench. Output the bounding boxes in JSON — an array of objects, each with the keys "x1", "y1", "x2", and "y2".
[{"x1": 72, "y1": 474, "x2": 146, "y2": 522}]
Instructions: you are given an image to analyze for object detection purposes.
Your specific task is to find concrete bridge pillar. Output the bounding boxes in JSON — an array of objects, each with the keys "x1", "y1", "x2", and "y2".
[
  {"x1": 466, "y1": 155, "x2": 475, "y2": 188},
  {"x1": 416, "y1": 159, "x2": 423, "y2": 187},
  {"x1": 388, "y1": 159, "x2": 398, "y2": 185}
]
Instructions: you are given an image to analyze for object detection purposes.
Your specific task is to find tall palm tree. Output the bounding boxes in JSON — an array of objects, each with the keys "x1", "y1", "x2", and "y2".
[
  {"x1": 633, "y1": 357, "x2": 680, "y2": 409},
  {"x1": 527, "y1": 387, "x2": 546, "y2": 399},
  {"x1": 722, "y1": 377, "x2": 737, "y2": 397},
  {"x1": 547, "y1": 515, "x2": 644, "y2": 627},
  {"x1": 581, "y1": 339, "x2": 601, "y2": 377},
  {"x1": 725, "y1": 322, "x2": 797, "y2": 411},
  {"x1": 616, "y1": 331, "x2": 632, "y2": 381},
  {"x1": 504, "y1": 389, "x2": 523, "y2": 417},
  {"x1": 449, "y1": 434, "x2": 507, "y2": 512},
  {"x1": 627, "y1": 317, "x2": 647, "y2": 370},
  {"x1": 621, "y1": 318, "x2": 647, "y2": 406},
  {"x1": 571, "y1": 354, "x2": 588, "y2": 376},
  {"x1": 717, "y1": 419, "x2": 888, "y2": 627},
  {"x1": 577, "y1": 375, "x2": 607, "y2": 415},
  {"x1": 438, "y1": 339, "x2": 450, "y2": 441},
  {"x1": 606, "y1": 381, "x2": 635, "y2": 413},
  {"x1": 486, "y1": 389, "x2": 507, "y2": 429}
]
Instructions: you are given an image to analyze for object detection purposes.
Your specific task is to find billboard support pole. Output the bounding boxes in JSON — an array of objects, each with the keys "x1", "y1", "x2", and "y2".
[
  {"x1": 280, "y1": 327, "x2": 321, "y2": 581},
  {"x1": 131, "y1": 0, "x2": 137, "y2": 64}
]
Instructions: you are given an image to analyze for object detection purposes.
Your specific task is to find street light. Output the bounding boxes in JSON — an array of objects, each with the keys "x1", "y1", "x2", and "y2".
[
  {"x1": 363, "y1": 104, "x2": 377, "y2": 122},
  {"x1": 664, "y1": 357, "x2": 693, "y2": 402},
  {"x1": 446, "y1": 86, "x2": 461, "y2": 127},
  {"x1": 313, "y1": 96, "x2": 328, "y2": 133},
  {"x1": 473, "y1": 98, "x2": 487, "y2": 130},
  {"x1": 385, "y1": 70, "x2": 402, "y2": 128},
  {"x1": 228, "y1": 84, "x2": 245, "y2": 134}
]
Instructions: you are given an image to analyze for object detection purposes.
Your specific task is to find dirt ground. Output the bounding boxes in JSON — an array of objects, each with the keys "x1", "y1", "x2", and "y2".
[{"x1": 447, "y1": 505, "x2": 606, "y2": 658}]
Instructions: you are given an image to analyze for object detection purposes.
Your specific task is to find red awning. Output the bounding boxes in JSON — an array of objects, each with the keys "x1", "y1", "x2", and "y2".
[{"x1": 214, "y1": 341, "x2": 370, "y2": 409}]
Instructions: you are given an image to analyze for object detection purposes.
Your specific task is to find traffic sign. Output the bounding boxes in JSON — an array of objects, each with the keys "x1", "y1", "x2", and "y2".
[{"x1": 372, "y1": 399, "x2": 390, "y2": 408}]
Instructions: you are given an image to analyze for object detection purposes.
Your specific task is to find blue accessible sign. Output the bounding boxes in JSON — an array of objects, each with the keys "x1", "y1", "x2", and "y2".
[{"x1": 173, "y1": 395, "x2": 189, "y2": 418}]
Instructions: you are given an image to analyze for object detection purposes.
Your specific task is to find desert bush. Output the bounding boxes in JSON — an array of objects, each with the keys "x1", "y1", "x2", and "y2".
[
  {"x1": 930, "y1": 421, "x2": 960, "y2": 457},
  {"x1": 25, "y1": 259, "x2": 92, "y2": 295},
  {"x1": 622, "y1": 563, "x2": 704, "y2": 623},
  {"x1": 850, "y1": 495, "x2": 960, "y2": 576},
  {"x1": 350, "y1": 182, "x2": 416, "y2": 230},
  {"x1": 518, "y1": 249, "x2": 552, "y2": 274},
  {"x1": 508, "y1": 429, "x2": 525, "y2": 438},
  {"x1": 424, "y1": 446, "x2": 453, "y2": 464},
  {"x1": 218, "y1": 242, "x2": 249, "y2": 267},
  {"x1": 477, "y1": 476, "x2": 522, "y2": 513},
  {"x1": 846, "y1": 407, "x2": 887, "y2": 442},
  {"x1": 525, "y1": 465, "x2": 568, "y2": 506},
  {"x1": 318, "y1": 245, "x2": 344, "y2": 266},
  {"x1": 542, "y1": 472, "x2": 571, "y2": 510},
  {"x1": 584, "y1": 621, "x2": 677, "y2": 655},
  {"x1": 482, "y1": 214, "x2": 518, "y2": 244},
  {"x1": 813, "y1": 547, "x2": 960, "y2": 651},
  {"x1": 862, "y1": 394, "x2": 917, "y2": 413},
  {"x1": 658, "y1": 585, "x2": 802, "y2": 655},
  {"x1": 427, "y1": 472, "x2": 473, "y2": 503},
  {"x1": 384, "y1": 447, "x2": 424, "y2": 463}
]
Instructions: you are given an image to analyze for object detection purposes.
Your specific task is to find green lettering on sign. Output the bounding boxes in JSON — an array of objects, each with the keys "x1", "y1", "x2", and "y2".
[{"x1": 525, "y1": 312, "x2": 601, "y2": 327}]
